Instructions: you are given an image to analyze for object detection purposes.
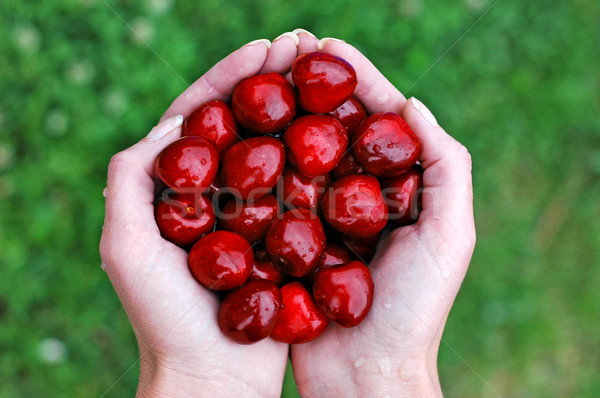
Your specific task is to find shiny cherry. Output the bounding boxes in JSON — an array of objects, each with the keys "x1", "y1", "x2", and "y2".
[
  {"x1": 249, "y1": 249, "x2": 286, "y2": 286},
  {"x1": 277, "y1": 166, "x2": 331, "y2": 212},
  {"x1": 382, "y1": 165, "x2": 423, "y2": 225},
  {"x1": 231, "y1": 72, "x2": 296, "y2": 135},
  {"x1": 331, "y1": 152, "x2": 364, "y2": 180},
  {"x1": 182, "y1": 100, "x2": 239, "y2": 156},
  {"x1": 327, "y1": 96, "x2": 367, "y2": 136},
  {"x1": 154, "y1": 192, "x2": 215, "y2": 247},
  {"x1": 306, "y1": 243, "x2": 352, "y2": 285},
  {"x1": 218, "y1": 194, "x2": 280, "y2": 244},
  {"x1": 270, "y1": 282, "x2": 329, "y2": 344},
  {"x1": 188, "y1": 231, "x2": 253, "y2": 291},
  {"x1": 265, "y1": 209, "x2": 326, "y2": 277},
  {"x1": 313, "y1": 261, "x2": 374, "y2": 327},
  {"x1": 282, "y1": 115, "x2": 348, "y2": 177},
  {"x1": 218, "y1": 280, "x2": 282, "y2": 344},
  {"x1": 337, "y1": 231, "x2": 381, "y2": 263},
  {"x1": 221, "y1": 136, "x2": 285, "y2": 200},
  {"x1": 322, "y1": 174, "x2": 388, "y2": 237},
  {"x1": 352, "y1": 112, "x2": 421, "y2": 177},
  {"x1": 154, "y1": 136, "x2": 219, "y2": 194},
  {"x1": 292, "y1": 52, "x2": 357, "y2": 113}
]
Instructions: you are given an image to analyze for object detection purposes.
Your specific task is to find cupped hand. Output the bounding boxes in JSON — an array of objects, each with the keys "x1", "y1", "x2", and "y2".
[
  {"x1": 290, "y1": 36, "x2": 476, "y2": 397},
  {"x1": 99, "y1": 32, "x2": 310, "y2": 398}
]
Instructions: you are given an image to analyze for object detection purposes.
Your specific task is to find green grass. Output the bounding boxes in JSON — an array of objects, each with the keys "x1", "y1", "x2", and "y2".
[{"x1": 1, "y1": 0, "x2": 599, "y2": 397}]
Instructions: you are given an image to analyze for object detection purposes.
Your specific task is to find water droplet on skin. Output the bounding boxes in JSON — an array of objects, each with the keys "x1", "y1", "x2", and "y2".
[
  {"x1": 377, "y1": 357, "x2": 392, "y2": 378},
  {"x1": 384, "y1": 303, "x2": 391, "y2": 309},
  {"x1": 398, "y1": 360, "x2": 416, "y2": 381},
  {"x1": 440, "y1": 267, "x2": 451, "y2": 279},
  {"x1": 387, "y1": 143, "x2": 394, "y2": 149},
  {"x1": 354, "y1": 357, "x2": 366, "y2": 368},
  {"x1": 352, "y1": 331, "x2": 358, "y2": 337},
  {"x1": 373, "y1": 144, "x2": 381, "y2": 153},
  {"x1": 242, "y1": 382, "x2": 248, "y2": 390},
  {"x1": 102, "y1": 187, "x2": 108, "y2": 197},
  {"x1": 440, "y1": 295, "x2": 447, "y2": 301},
  {"x1": 200, "y1": 158, "x2": 207, "y2": 165}
]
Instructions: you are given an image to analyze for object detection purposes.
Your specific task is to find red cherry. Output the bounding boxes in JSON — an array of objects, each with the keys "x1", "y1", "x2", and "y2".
[
  {"x1": 282, "y1": 115, "x2": 348, "y2": 177},
  {"x1": 221, "y1": 136, "x2": 285, "y2": 200},
  {"x1": 265, "y1": 209, "x2": 326, "y2": 277},
  {"x1": 218, "y1": 280, "x2": 282, "y2": 344},
  {"x1": 382, "y1": 165, "x2": 423, "y2": 225},
  {"x1": 326, "y1": 96, "x2": 367, "y2": 136},
  {"x1": 182, "y1": 100, "x2": 239, "y2": 156},
  {"x1": 231, "y1": 72, "x2": 296, "y2": 135},
  {"x1": 313, "y1": 261, "x2": 374, "y2": 327},
  {"x1": 352, "y1": 112, "x2": 421, "y2": 177},
  {"x1": 330, "y1": 152, "x2": 364, "y2": 180},
  {"x1": 337, "y1": 231, "x2": 381, "y2": 263},
  {"x1": 306, "y1": 243, "x2": 352, "y2": 285},
  {"x1": 218, "y1": 194, "x2": 280, "y2": 244},
  {"x1": 270, "y1": 282, "x2": 328, "y2": 344},
  {"x1": 277, "y1": 166, "x2": 331, "y2": 212},
  {"x1": 154, "y1": 136, "x2": 219, "y2": 194},
  {"x1": 321, "y1": 174, "x2": 388, "y2": 237},
  {"x1": 292, "y1": 52, "x2": 357, "y2": 113},
  {"x1": 154, "y1": 192, "x2": 215, "y2": 247},
  {"x1": 188, "y1": 231, "x2": 253, "y2": 291},
  {"x1": 249, "y1": 249, "x2": 286, "y2": 286}
]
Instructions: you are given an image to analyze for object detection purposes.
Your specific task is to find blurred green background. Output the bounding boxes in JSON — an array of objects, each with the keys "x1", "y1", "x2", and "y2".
[{"x1": 1, "y1": 0, "x2": 599, "y2": 397}]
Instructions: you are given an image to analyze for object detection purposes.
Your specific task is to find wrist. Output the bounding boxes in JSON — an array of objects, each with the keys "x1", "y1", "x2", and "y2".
[{"x1": 137, "y1": 354, "x2": 275, "y2": 398}]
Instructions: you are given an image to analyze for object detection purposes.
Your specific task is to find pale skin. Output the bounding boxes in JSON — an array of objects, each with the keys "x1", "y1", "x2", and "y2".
[{"x1": 100, "y1": 29, "x2": 475, "y2": 398}]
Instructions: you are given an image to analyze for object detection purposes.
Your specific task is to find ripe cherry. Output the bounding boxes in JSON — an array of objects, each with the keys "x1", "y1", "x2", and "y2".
[
  {"x1": 313, "y1": 261, "x2": 374, "y2": 327},
  {"x1": 270, "y1": 282, "x2": 329, "y2": 344},
  {"x1": 382, "y1": 165, "x2": 423, "y2": 225},
  {"x1": 218, "y1": 280, "x2": 282, "y2": 344},
  {"x1": 330, "y1": 152, "x2": 364, "y2": 180},
  {"x1": 327, "y1": 96, "x2": 367, "y2": 136},
  {"x1": 306, "y1": 243, "x2": 352, "y2": 285},
  {"x1": 352, "y1": 112, "x2": 421, "y2": 177},
  {"x1": 188, "y1": 231, "x2": 253, "y2": 291},
  {"x1": 154, "y1": 192, "x2": 215, "y2": 247},
  {"x1": 292, "y1": 52, "x2": 357, "y2": 113},
  {"x1": 321, "y1": 174, "x2": 388, "y2": 237},
  {"x1": 182, "y1": 100, "x2": 239, "y2": 156},
  {"x1": 249, "y1": 249, "x2": 286, "y2": 286},
  {"x1": 218, "y1": 194, "x2": 280, "y2": 245},
  {"x1": 277, "y1": 166, "x2": 331, "y2": 212},
  {"x1": 282, "y1": 115, "x2": 348, "y2": 177}
]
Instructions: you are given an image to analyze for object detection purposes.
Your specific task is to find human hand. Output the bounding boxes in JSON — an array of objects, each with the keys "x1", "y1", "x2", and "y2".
[
  {"x1": 99, "y1": 32, "x2": 313, "y2": 397},
  {"x1": 290, "y1": 38, "x2": 476, "y2": 397}
]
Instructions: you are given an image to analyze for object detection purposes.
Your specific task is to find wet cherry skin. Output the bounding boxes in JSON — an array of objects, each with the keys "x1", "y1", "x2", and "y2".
[
  {"x1": 277, "y1": 166, "x2": 331, "y2": 212},
  {"x1": 336, "y1": 230, "x2": 381, "y2": 263},
  {"x1": 282, "y1": 115, "x2": 348, "y2": 177},
  {"x1": 188, "y1": 231, "x2": 253, "y2": 291},
  {"x1": 231, "y1": 72, "x2": 296, "y2": 135},
  {"x1": 182, "y1": 100, "x2": 239, "y2": 156},
  {"x1": 265, "y1": 209, "x2": 326, "y2": 277},
  {"x1": 381, "y1": 164, "x2": 424, "y2": 225},
  {"x1": 154, "y1": 192, "x2": 215, "y2": 247},
  {"x1": 154, "y1": 136, "x2": 219, "y2": 194},
  {"x1": 321, "y1": 174, "x2": 388, "y2": 237},
  {"x1": 249, "y1": 249, "x2": 286, "y2": 287},
  {"x1": 312, "y1": 261, "x2": 374, "y2": 327},
  {"x1": 326, "y1": 96, "x2": 368, "y2": 136},
  {"x1": 220, "y1": 136, "x2": 285, "y2": 200},
  {"x1": 218, "y1": 194, "x2": 280, "y2": 245},
  {"x1": 292, "y1": 52, "x2": 358, "y2": 113},
  {"x1": 352, "y1": 112, "x2": 421, "y2": 177},
  {"x1": 270, "y1": 282, "x2": 329, "y2": 344},
  {"x1": 218, "y1": 280, "x2": 282, "y2": 344},
  {"x1": 306, "y1": 242, "x2": 352, "y2": 285},
  {"x1": 330, "y1": 152, "x2": 364, "y2": 180}
]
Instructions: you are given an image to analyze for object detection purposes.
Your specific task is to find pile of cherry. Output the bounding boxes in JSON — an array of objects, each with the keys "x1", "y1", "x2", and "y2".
[{"x1": 153, "y1": 52, "x2": 423, "y2": 344}]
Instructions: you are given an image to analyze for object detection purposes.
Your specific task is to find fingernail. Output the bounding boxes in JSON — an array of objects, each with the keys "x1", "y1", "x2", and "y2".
[
  {"x1": 292, "y1": 28, "x2": 316, "y2": 38},
  {"x1": 411, "y1": 98, "x2": 438, "y2": 126},
  {"x1": 318, "y1": 37, "x2": 345, "y2": 50},
  {"x1": 274, "y1": 31, "x2": 299, "y2": 46},
  {"x1": 244, "y1": 39, "x2": 271, "y2": 49},
  {"x1": 146, "y1": 114, "x2": 183, "y2": 141},
  {"x1": 102, "y1": 187, "x2": 108, "y2": 198}
]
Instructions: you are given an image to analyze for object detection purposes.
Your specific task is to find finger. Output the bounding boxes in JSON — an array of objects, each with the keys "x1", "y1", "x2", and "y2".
[
  {"x1": 294, "y1": 28, "x2": 319, "y2": 55},
  {"x1": 402, "y1": 98, "x2": 475, "y2": 256},
  {"x1": 161, "y1": 40, "x2": 271, "y2": 121},
  {"x1": 104, "y1": 115, "x2": 184, "y2": 231},
  {"x1": 317, "y1": 38, "x2": 407, "y2": 114},
  {"x1": 259, "y1": 32, "x2": 299, "y2": 74}
]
